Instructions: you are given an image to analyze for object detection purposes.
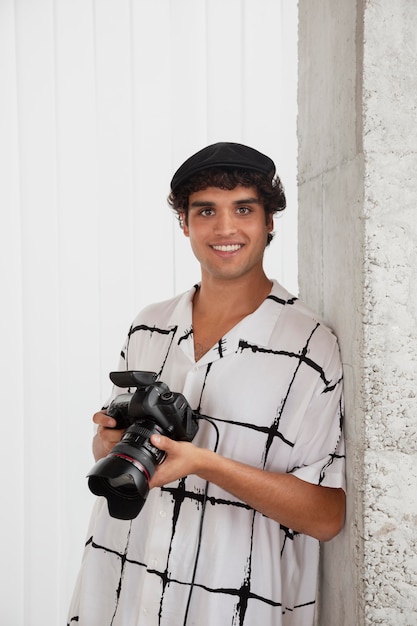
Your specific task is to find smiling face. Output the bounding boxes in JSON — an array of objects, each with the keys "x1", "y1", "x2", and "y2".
[{"x1": 181, "y1": 185, "x2": 274, "y2": 285}]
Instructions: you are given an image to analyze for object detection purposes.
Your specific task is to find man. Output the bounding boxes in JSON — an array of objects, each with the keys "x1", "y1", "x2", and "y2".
[{"x1": 68, "y1": 142, "x2": 346, "y2": 626}]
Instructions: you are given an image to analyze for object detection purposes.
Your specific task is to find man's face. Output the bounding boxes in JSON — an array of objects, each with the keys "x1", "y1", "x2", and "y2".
[{"x1": 181, "y1": 185, "x2": 273, "y2": 283}]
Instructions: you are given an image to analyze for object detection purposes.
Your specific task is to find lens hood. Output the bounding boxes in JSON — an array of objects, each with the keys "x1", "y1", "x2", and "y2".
[{"x1": 88, "y1": 454, "x2": 149, "y2": 520}]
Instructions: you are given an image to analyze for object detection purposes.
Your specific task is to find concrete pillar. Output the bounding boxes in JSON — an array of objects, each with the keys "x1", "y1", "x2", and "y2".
[{"x1": 298, "y1": 1, "x2": 417, "y2": 624}]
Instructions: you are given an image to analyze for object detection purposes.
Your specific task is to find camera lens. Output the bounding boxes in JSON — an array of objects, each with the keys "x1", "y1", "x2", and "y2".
[
  {"x1": 107, "y1": 474, "x2": 137, "y2": 494},
  {"x1": 87, "y1": 419, "x2": 165, "y2": 520}
]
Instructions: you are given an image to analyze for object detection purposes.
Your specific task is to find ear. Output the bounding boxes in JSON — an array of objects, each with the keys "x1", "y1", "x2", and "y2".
[
  {"x1": 180, "y1": 211, "x2": 190, "y2": 237},
  {"x1": 266, "y1": 212, "x2": 274, "y2": 232}
]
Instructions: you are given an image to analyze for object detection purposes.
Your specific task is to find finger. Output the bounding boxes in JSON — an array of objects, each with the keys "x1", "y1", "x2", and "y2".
[
  {"x1": 150, "y1": 434, "x2": 171, "y2": 451},
  {"x1": 99, "y1": 424, "x2": 124, "y2": 440},
  {"x1": 93, "y1": 411, "x2": 117, "y2": 428}
]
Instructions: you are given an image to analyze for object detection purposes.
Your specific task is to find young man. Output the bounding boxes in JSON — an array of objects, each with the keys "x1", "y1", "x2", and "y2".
[{"x1": 68, "y1": 142, "x2": 346, "y2": 626}]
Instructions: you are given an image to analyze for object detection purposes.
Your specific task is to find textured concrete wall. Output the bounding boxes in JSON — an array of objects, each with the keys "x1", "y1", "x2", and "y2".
[
  {"x1": 361, "y1": 1, "x2": 417, "y2": 623},
  {"x1": 298, "y1": 1, "x2": 417, "y2": 624}
]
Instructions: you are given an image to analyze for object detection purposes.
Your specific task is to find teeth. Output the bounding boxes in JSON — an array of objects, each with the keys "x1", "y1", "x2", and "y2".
[{"x1": 212, "y1": 244, "x2": 241, "y2": 252}]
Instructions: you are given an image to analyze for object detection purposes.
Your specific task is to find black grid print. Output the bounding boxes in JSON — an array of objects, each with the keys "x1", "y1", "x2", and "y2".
[{"x1": 68, "y1": 285, "x2": 345, "y2": 626}]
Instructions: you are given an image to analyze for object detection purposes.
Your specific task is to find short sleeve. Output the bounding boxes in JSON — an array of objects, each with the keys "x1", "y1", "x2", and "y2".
[{"x1": 289, "y1": 337, "x2": 346, "y2": 491}]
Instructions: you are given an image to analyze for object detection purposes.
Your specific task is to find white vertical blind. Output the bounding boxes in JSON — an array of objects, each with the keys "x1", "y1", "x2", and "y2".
[{"x1": 0, "y1": 1, "x2": 298, "y2": 623}]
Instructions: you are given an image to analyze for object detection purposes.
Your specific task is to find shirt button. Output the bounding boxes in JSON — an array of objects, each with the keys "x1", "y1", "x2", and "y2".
[
  {"x1": 150, "y1": 558, "x2": 158, "y2": 567},
  {"x1": 160, "y1": 510, "x2": 166, "y2": 517}
]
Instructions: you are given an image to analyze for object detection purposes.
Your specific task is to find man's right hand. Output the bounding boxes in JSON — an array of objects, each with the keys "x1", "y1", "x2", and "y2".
[{"x1": 92, "y1": 411, "x2": 125, "y2": 461}]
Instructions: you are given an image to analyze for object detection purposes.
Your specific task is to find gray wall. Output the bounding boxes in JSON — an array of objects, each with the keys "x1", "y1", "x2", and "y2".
[{"x1": 298, "y1": 1, "x2": 417, "y2": 624}]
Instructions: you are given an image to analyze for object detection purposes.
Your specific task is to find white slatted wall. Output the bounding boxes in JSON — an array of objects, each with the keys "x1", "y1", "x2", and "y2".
[{"x1": 0, "y1": 1, "x2": 297, "y2": 623}]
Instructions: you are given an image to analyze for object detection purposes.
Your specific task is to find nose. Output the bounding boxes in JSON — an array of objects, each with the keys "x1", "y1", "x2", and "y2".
[{"x1": 213, "y1": 210, "x2": 238, "y2": 236}]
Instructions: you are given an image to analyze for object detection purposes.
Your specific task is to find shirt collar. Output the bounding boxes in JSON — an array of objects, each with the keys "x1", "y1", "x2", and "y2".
[{"x1": 168, "y1": 280, "x2": 296, "y2": 364}]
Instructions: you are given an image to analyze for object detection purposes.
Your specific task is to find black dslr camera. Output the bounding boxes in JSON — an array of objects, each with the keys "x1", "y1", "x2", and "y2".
[{"x1": 87, "y1": 371, "x2": 199, "y2": 520}]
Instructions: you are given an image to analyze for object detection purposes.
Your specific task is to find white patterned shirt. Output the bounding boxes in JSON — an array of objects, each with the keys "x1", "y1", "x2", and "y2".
[{"x1": 68, "y1": 280, "x2": 345, "y2": 626}]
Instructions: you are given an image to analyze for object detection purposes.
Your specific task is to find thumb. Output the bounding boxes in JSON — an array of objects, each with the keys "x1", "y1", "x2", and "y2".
[{"x1": 151, "y1": 433, "x2": 170, "y2": 450}]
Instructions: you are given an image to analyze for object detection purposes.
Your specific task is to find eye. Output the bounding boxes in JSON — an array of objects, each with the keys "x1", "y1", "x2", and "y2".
[
  {"x1": 199, "y1": 207, "x2": 215, "y2": 217},
  {"x1": 236, "y1": 206, "x2": 252, "y2": 215}
]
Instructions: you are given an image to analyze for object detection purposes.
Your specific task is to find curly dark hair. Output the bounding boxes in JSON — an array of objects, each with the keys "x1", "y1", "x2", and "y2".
[{"x1": 167, "y1": 168, "x2": 286, "y2": 246}]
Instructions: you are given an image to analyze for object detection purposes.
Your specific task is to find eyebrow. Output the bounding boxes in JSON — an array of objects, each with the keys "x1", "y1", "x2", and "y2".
[{"x1": 190, "y1": 196, "x2": 261, "y2": 208}]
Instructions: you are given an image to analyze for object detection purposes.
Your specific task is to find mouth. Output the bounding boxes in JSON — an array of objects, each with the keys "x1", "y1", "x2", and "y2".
[{"x1": 211, "y1": 244, "x2": 243, "y2": 252}]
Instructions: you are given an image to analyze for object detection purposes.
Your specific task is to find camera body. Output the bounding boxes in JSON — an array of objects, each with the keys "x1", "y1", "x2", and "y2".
[{"x1": 87, "y1": 371, "x2": 199, "y2": 520}]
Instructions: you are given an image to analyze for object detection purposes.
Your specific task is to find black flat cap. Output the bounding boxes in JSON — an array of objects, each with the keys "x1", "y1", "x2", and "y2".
[{"x1": 170, "y1": 142, "x2": 276, "y2": 192}]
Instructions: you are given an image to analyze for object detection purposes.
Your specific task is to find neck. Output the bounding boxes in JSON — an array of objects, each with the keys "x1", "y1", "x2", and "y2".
[{"x1": 194, "y1": 272, "x2": 272, "y2": 317}]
